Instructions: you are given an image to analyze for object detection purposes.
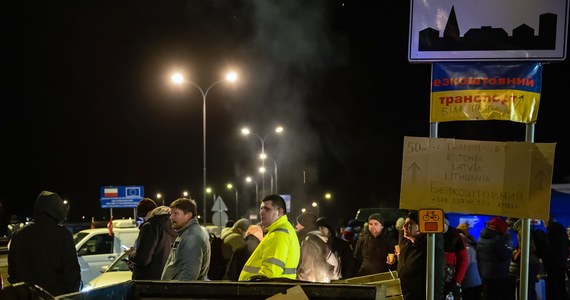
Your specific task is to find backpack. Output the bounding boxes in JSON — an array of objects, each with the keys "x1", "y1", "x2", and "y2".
[{"x1": 208, "y1": 233, "x2": 227, "y2": 280}]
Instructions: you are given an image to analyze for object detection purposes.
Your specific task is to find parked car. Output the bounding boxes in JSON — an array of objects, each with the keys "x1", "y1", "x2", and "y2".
[
  {"x1": 81, "y1": 251, "x2": 132, "y2": 291},
  {"x1": 74, "y1": 219, "x2": 139, "y2": 286}
]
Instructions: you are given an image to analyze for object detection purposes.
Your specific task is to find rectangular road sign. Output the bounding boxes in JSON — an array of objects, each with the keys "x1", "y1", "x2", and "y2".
[
  {"x1": 409, "y1": 0, "x2": 569, "y2": 61},
  {"x1": 100, "y1": 186, "x2": 144, "y2": 208},
  {"x1": 399, "y1": 137, "x2": 555, "y2": 220}
]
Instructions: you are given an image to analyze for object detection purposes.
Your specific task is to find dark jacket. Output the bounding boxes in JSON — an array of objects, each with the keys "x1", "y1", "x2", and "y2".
[
  {"x1": 354, "y1": 229, "x2": 397, "y2": 276},
  {"x1": 129, "y1": 206, "x2": 177, "y2": 280},
  {"x1": 476, "y1": 227, "x2": 513, "y2": 280},
  {"x1": 227, "y1": 234, "x2": 261, "y2": 281},
  {"x1": 397, "y1": 233, "x2": 445, "y2": 300},
  {"x1": 8, "y1": 191, "x2": 81, "y2": 296}
]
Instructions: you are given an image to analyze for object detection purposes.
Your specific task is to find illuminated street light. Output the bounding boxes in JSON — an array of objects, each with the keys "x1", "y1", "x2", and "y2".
[
  {"x1": 171, "y1": 71, "x2": 238, "y2": 222},
  {"x1": 241, "y1": 126, "x2": 283, "y2": 196},
  {"x1": 259, "y1": 153, "x2": 279, "y2": 194},
  {"x1": 156, "y1": 193, "x2": 164, "y2": 206},
  {"x1": 226, "y1": 183, "x2": 239, "y2": 220},
  {"x1": 245, "y1": 176, "x2": 259, "y2": 205},
  {"x1": 312, "y1": 201, "x2": 319, "y2": 216}
]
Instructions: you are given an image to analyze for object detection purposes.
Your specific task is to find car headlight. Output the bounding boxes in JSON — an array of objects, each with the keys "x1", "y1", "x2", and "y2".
[{"x1": 81, "y1": 284, "x2": 94, "y2": 292}]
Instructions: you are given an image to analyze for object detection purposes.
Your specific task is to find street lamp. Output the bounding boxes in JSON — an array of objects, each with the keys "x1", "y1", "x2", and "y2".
[
  {"x1": 245, "y1": 176, "x2": 259, "y2": 204},
  {"x1": 312, "y1": 201, "x2": 319, "y2": 216},
  {"x1": 226, "y1": 183, "x2": 239, "y2": 220},
  {"x1": 258, "y1": 166, "x2": 275, "y2": 194},
  {"x1": 259, "y1": 153, "x2": 279, "y2": 194},
  {"x1": 241, "y1": 126, "x2": 283, "y2": 196},
  {"x1": 171, "y1": 71, "x2": 238, "y2": 222},
  {"x1": 156, "y1": 193, "x2": 164, "y2": 206}
]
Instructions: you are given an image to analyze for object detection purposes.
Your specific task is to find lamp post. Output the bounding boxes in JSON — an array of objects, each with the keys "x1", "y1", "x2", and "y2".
[
  {"x1": 258, "y1": 166, "x2": 275, "y2": 194},
  {"x1": 226, "y1": 183, "x2": 239, "y2": 220},
  {"x1": 312, "y1": 201, "x2": 319, "y2": 217},
  {"x1": 241, "y1": 126, "x2": 283, "y2": 196},
  {"x1": 156, "y1": 193, "x2": 164, "y2": 206},
  {"x1": 171, "y1": 71, "x2": 237, "y2": 222},
  {"x1": 245, "y1": 176, "x2": 259, "y2": 204},
  {"x1": 259, "y1": 153, "x2": 279, "y2": 194}
]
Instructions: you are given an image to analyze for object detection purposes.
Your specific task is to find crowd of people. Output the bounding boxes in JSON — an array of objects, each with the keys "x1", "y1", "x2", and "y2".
[{"x1": 3, "y1": 192, "x2": 570, "y2": 300}]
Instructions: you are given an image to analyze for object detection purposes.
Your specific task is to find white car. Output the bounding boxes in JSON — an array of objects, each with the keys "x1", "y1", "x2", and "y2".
[
  {"x1": 74, "y1": 219, "x2": 139, "y2": 285},
  {"x1": 81, "y1": 251, "x2": 132, "y2": 291}
]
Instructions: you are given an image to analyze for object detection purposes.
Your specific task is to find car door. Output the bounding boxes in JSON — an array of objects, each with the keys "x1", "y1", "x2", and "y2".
[{"x1": 77, "y1": 233, "x2": 117, "y2": 284}]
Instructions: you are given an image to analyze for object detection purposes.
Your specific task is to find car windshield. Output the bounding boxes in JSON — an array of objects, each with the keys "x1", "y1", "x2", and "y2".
[
  {"x1": 107, "y1": 252, "x2": 131, "y2": 272},
  {"x1": 73, "y1": 232, "x2": 89, "y2": 246}
]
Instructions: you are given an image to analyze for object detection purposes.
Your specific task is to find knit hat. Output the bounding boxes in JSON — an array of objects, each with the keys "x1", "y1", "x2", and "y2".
[
  {"x1": 395, "y1": 217, "x2": 406, "y2": 230},
  {"x1": 487, "y1": 217, "x2": 509, "y2": 234},
  {"x1": 342, "y1": 228, "x2": 355, "y2": 241},
  {"x1": 407, "y1": 210, "x2": 419, "y2": 224},
  {"x1": 246, "y1": 224, "x2": 264, "y2": 241},
  {"x1": 296, "y1": 212, "x2": 317, "y2": 227},
  {"x1": 368, "y1": 213, "x2": 384, "y2": 225},
  {"x1": 233, "y1": 218, "x2": 251, "y2": 233},
  {"x1": 137, "y1": 198, "x2": 157, "y2": 218}
]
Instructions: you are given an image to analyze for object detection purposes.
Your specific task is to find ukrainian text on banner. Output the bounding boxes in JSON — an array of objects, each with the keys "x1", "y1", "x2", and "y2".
[
  {"x1": 399, "y1": 136, "x2": 555, "y2": 220},
  {"x1": 430, "y1": 62, "x2": 542, "y2": 123}
]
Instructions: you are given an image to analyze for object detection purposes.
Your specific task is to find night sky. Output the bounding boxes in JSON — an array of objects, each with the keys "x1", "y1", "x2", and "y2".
[{"x1": 2, "y1": 1, "x2": 569, "y2": 232}]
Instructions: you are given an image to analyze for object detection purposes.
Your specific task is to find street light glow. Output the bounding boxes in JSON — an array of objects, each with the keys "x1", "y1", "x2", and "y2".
[
  {"x1": 325, "y1": 193, "x2": 332, "y2": 199},
  {"x1": 226, "y1": 71, "x2": 238, "y2": 82},
  {"x1": 171, "y1": 73, "x2": 184, "y2": 84},
  {"x1": 259, "y1": 166, "x2": 266, "y2": 173},
  {"x1": 226, "y1": 183, "x2": 233, "y2": 189}
]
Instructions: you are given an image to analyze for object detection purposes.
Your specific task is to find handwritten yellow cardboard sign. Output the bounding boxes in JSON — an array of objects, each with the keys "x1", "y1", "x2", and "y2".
[{"x1": 400, "y1": 136, "x2": 556, "y2": 220}]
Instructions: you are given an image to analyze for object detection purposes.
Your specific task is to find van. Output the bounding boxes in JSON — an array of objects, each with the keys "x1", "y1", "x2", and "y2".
[{"x1": 73, "y1": 219, "x2": 139, "y2": 285}]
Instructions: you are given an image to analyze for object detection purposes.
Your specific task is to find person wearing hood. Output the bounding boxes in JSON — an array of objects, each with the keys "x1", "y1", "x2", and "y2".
[
  {"x1": 476, "y1": 216, "x2": 513, "y2": 300},
  {"x1": 227, "y1": 224, "x2": 264, "y2": 281},
  {"x1": 7, "y1": 191, "x2": 81, "y2": 296},
  {"x1": 127, "y1": 198, "x2": 177, "y2": 280}
]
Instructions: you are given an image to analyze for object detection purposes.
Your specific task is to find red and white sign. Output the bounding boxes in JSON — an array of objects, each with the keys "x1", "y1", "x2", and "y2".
[{"x1": 104, "y1": 188, "x2": 118, "y2": 197}]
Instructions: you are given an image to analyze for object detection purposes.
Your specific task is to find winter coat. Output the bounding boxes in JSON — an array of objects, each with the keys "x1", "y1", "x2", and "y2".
[
  {"x1": 476, "y1": 227, "x2": 513, "y2": 280},
  {"x1": 443, "y1": 227, "x2": 468, "y2": 284},
  {"x1": 227, "y1": 234, "x2": 261, "y2": 281},
  {"x1": 161, "y1": 217, "x2": 210, "y2": 280},
  {"x1": 8, "y1": 191, "x2": 81, "y2": 296},
  {"x1": 397, "y1": 233, "x2": 445, "y2": 300},
  {"x1": 129, "y1": 206, "x2": 177, "y2": 280},
  {"x1": 462, "y1": 243, "x2": 482, "y2": 289},
  {"x1": 239, "y1": 215, "x2": 300, "y2": 281},
  {"x1": 297, "y1": 230, "x2": 337, "y2": 282},
  {"x1": 221, "y1": 227, "x2": 246, "y2": 261},
  {"x1": 354, "y1": 229, "x2": 397, "y2": 276}
]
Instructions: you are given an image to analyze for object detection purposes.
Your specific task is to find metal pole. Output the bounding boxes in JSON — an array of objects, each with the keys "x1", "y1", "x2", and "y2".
[
  {"x1": 261, "y1": 139, "x2": 266, "y2": 197},
  {"x1": 272, "y1": 158, "x2": 278, "y2": 194},
  {"x1": 190, "y1": 80, "x2": 224, "y2": 223},
  {"x1": 235, "y1": 188, "x2": 239, "y2": 220}
]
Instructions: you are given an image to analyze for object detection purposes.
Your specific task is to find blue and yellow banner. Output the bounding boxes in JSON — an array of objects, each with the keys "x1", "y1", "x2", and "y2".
[{"x1": 430, "y1": 62, "x2": 542, "y2": 123}]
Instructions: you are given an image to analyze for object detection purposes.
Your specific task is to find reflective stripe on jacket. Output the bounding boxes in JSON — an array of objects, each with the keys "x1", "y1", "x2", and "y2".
[{"x1": 239, "y1": 215, "x2": 300, "y2": 281}]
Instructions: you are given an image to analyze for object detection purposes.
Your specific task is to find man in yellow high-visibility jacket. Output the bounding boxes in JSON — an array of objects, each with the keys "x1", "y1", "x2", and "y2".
[{"x1": 239, "y1": 194, "x2": 300, "y2": 281}]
